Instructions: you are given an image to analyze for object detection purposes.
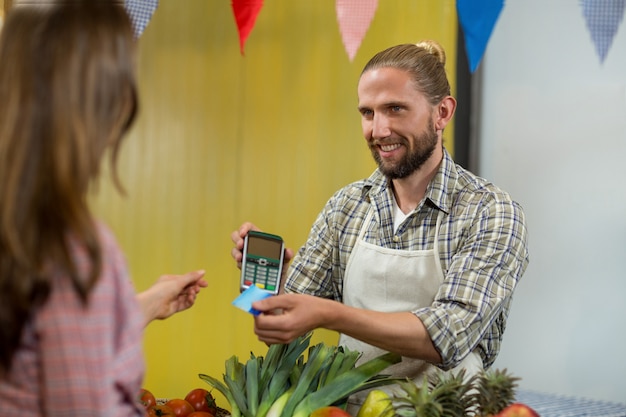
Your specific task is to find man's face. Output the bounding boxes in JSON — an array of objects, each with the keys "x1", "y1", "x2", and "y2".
[{"x1": 357, "y1": 67, "x2": 439, "y2": 179}]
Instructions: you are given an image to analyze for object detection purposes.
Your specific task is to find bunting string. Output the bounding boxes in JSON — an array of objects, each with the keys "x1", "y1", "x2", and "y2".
[{"x1": 122, "y1": 1, "x2": 626, "y2": 70}]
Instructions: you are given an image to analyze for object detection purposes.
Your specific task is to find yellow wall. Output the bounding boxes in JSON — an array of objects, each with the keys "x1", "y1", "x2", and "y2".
[{"x1": 90, "y1": 0, "x2": 458, "y2": 406}]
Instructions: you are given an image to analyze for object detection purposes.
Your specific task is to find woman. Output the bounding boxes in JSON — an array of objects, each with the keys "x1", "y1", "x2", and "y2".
[{"x1": 0, "y1": 3, "x2": 205, "y2": 416}]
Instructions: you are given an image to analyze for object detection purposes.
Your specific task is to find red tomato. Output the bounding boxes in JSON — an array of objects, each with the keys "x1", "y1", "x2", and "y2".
[
  {"x1": 187, "y1": 413, "x2": 215, "y2": 417},
  {"x1": 184, "y1": 388, "x2": 217, "y2": 415},
  {"x1": 148, "y1": 405, "x2": 175, "y2": 417},
  {"x1": 310, "y1": 406, "x2": 352, "y2": 417},
  {"x1": 139, "y1": 388, "x2": 156, "y2": 410},
  {"x1": 165, "y1": 398, "x2": 195, "y2": 417}
]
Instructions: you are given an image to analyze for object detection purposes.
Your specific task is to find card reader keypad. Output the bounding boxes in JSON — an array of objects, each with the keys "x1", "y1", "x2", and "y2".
[{"x1": 244, "y1": 258, "x2": 279, "y2": 292}]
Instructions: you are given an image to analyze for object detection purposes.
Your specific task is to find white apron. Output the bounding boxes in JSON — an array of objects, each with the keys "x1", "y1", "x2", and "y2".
[{"x1": 338, "y1": 209, "x2": 483, "y2": 414}]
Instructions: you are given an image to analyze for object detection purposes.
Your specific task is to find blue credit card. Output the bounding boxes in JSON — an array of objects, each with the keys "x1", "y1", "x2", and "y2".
[{"x1": 232, "y1": 285, "x2": 274, "y2": 315}]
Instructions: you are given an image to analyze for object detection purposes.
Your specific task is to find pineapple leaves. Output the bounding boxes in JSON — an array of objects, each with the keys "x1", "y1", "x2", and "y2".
[{"x1": 389, "y1": 367, "x2": 521, "y2": 417}]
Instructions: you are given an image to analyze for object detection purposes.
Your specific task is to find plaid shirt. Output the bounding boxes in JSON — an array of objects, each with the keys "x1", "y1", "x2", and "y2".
[
  {"x1": 0, "y1": 223, "x2": 145, "y2": 417},
  {"x1": 285, "y1": 149, "x2": 529, "y2": 369}
]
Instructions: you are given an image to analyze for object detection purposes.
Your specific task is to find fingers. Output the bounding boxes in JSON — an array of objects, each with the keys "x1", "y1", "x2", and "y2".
[
  {"x1": 231, "y1": 222, "x2": 260, "y2": 263},
  {"x1": 231, "y1": 222, "x2": 259, "y2": 245},
  {"x1": 231, "y1": 246, "x2": 244, "y2": 264},
  {"x1": 284, "y1": 247, "x2": 295, "y2": 263},
  {"x1": 230, "y1": 229, "x2": 244, "y2": 247},
  {"x1": 179, "y1": 269, "x2": 207, "y2": 288},
  {"x1": 252, "y1": 300, "x2": 304, "y2": 345},
  {"x1": 254, "y1": 329, "x2": 298, "y2": 345},
  {"x1": 251, "y1": 294, "x2": 287, "y2": 313},
  {"x1": 230, "y1": 223, "x2": 294, "y2": 264}
]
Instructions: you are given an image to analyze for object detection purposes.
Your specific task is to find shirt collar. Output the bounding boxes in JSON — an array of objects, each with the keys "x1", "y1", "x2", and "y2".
[{"x1": 426, "y1": 148, "x2": 459, "y2": 214}]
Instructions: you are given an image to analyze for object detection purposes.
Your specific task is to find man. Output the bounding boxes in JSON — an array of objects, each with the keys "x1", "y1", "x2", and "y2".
[{"x1": 231, "y1": 40, "x2": 529, "y2": 412}]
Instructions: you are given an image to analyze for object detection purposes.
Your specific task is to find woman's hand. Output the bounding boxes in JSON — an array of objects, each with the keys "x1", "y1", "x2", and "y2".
[{"x1": 137, "y1": 270, "x2": 207, "y2": 326}]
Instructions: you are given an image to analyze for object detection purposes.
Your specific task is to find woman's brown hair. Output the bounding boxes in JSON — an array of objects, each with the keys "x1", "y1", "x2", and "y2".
[{"x1": 0, "y1": 1, "x2": 138, "y2": 374}]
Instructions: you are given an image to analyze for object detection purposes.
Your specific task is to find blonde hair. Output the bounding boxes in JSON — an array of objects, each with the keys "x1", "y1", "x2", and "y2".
[{"x1": 361, "y1": 40, "x2": 450, "y2": 105}]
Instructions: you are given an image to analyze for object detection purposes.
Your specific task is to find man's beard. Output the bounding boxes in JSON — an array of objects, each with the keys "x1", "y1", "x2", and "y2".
[{"x1": 370, "y1": 121, "x2": 438, "y2": 179}]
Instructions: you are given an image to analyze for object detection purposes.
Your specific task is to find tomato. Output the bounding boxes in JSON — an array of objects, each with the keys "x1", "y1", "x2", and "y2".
[
  {"x1": 164, "y1": 398, "x2": 195, "y2": 417},
  {"x1": 139, "y1": 388, "x2": 157, "y2": 410},
  {"x1": 310, "y1": 406, "x2": 352, "y2": 417},
  {"x1": 148, "y1": 405, "x2": 175, "y2": 417},
  {"x1": 187, "y1": 413, "x2": 215, "y2": 417},
  {"x1": 184, "y1": 388, "x2": 217, "y2": 415}
]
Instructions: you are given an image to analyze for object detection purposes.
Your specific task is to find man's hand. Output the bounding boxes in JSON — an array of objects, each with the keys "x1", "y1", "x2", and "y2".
[
  {"x1": 251, "y1": 293, "x2": 333, "y2": 344},
  {"x1": 230, "y1": 222, "x2": 295, "y2": 291}
]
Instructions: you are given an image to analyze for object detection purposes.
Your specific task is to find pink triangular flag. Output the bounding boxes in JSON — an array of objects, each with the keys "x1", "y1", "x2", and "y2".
[
  {"x1": 336, "y1": 0, "x2": 378, "y2": 61},
  {"x1": 232, "y1": 0, "x2": 264, "y2": 55}
]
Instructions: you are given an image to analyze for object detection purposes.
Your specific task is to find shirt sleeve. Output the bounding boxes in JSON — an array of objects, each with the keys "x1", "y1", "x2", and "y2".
[
  {"x1": 36, "y1": 224, "x2": 145, "y2": 417},
  {"x1": 413, "y1": 194, "x2": 529, "y2": 370},
  {"x1": 285, "y1": 200, "x2": 339, "y2": 299},
  {"x1": 284, "y1": 184, "x2": 367, "y2": 301}
]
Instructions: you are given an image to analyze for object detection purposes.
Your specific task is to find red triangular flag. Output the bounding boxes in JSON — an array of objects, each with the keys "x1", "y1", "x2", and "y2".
[{"x1": 232, "y1": 0, "x2": 264, "y2": 55}]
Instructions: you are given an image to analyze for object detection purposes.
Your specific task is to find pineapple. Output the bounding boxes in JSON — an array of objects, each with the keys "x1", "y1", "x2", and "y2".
[
  {"x1": 390, "y1": 370, "x2": 475, "y2": 417},
  {"x1": 428, "y1": 370, "x2": 476, "y2": 416},
  {"x1": 387, "y1": 368, "x2": 521, "y2": 417},
  {"x1": 472, "y1": 368, "x2": 520, "y2": 416}
]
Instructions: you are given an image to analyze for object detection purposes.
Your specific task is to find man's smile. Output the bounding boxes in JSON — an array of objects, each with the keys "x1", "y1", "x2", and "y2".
[{"x1": 379, "y1": 143, "x2": 402, "y2": 152}]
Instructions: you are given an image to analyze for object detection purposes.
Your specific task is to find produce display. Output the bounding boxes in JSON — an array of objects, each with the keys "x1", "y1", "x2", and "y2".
[
  {"x1": 198, "y1": 333, "x2": 401, "y2": 417},
  {"x1": 138, "y1": 387, "x2": 222, "y2": 417},
  {"x1": 141, "y1": 335, "x2": 540, "y2": 417},
  {"x1": 356, "y1": 368, "x2": 539, "y2": 417}
]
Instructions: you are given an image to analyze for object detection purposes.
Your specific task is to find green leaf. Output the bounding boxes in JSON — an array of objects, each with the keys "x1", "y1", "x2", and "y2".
[
  {"x1": 281, "y1": 343, "x2": 335, "y2": 417},
  {"x1": 245, "y1": 356, "x2": 260, "y2": 416},
  {"x1": 198, "y1": 373, "x2": 241, "y2": 417},
  {"x1": 257, "y1": 335, "x2": 312, "y2": 417},
  {"x1": 224, "y1": 357, "x2": 250, "y2": 417},
  {"x1": 292, "y1": 351, "x2": 402, "y2": 417}
]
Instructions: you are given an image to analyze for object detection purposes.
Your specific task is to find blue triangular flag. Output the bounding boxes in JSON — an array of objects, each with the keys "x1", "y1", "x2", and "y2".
[
  {"x1": 124, "y1": 0, "x2": 159, "y2": 39},
  {"x1": 581, "y1": 0, "x2": 626, "y2": 63},
  {"x1": 457, "y1": 0, "x2": 504, "y2": 73}
]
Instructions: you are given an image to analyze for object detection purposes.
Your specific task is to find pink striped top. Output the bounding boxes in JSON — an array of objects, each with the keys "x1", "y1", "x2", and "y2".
[{"x1": 0, "y1": 222, "x2": 146, "y2": 417}]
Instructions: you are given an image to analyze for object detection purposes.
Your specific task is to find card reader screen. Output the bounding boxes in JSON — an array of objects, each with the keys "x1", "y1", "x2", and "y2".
[{"x1": 247, "y1": 236, "x2": 282, "y2": 261}]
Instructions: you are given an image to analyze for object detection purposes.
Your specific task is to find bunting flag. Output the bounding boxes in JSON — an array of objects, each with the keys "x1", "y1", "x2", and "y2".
[
  {"x1": 124, "y1": 0, "x2": 159, "y2": 39},
  {"x1": 232, "y1": 0, "x2": 264, "y2": 55},
  {"x1": 336, "y1": 0, "x2": 378, "y2": 62},
  {"x1": 121, "y1": 1, "x2": 626, "y2": 70},
  {"x1": 581, "y1": 0, "x2": 626, "y2": 63},
  {"x1": 456, "y1": 0, "x2": 504, "y2": 73}
]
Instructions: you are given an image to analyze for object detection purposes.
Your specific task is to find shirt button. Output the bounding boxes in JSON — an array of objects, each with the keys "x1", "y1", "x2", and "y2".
[{"x1": 393, "y1": 235, "x2": 400, "y2": 242}]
